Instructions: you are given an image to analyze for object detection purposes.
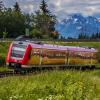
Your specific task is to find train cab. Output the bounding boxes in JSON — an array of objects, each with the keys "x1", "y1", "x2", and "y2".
[{"x1": 6, "y1": 41, "x2": 32, "y2": 68}]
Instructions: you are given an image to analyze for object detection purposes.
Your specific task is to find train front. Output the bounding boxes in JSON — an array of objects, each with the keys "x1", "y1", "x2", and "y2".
[{"x1": 6, "y1": 41, "x2": 31, "y2": 69}]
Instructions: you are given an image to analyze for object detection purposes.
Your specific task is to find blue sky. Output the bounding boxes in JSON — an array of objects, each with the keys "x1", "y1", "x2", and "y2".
[{"x1": 3, "y1": 0, "x2": 100, "y2": 20}]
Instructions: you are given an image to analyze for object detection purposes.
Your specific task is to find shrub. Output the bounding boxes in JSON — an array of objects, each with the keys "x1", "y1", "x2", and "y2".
[{"x1": 0, "y1": 54, "x2": 6, "y2": 66}]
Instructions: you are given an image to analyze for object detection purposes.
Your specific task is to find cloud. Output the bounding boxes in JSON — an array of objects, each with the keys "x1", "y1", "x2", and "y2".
[
  {"x1": 47, "y1": 0, "x2": 100, "y2": 19},
  {"x1": 3, "y1": 0, "x2": 15, "y2": 8},
  {"x1": 3, "y1": 0, "x2": 100, "y2": 20}
]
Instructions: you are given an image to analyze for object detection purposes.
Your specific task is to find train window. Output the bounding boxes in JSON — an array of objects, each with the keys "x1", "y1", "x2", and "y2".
[
  {"x1": 11, "y1": 49, "x2": 25, "y2": 58},
  {"x1": 46, "y1": 50, "x2": 66, "y2": 58},
  {"x1": 73, "y1": 51, "x2": 97, "y2": 59},
  {"x1": 11, "y1": 44, "x2": 26, "y2": 58},
  {"x1": 92, "y1": 52, "x2": 98, "y2": 59},
  {"x1": 13, "y1": 44, "x2": 26, "y2": 49},
  {"x1": 31, "y1": 49, "x2": 47, "y2": 57},
  {"x1": 31, "y1": 49, "x2": 40, "y2": 55},
  {"x1": 69, "y1": 51, "x2": 77, "y2": 57}
]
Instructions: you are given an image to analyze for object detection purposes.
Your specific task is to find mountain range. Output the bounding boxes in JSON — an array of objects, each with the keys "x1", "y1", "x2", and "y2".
[{"x1": 55, "y1": 14, "x2": 100, "y2": 38}]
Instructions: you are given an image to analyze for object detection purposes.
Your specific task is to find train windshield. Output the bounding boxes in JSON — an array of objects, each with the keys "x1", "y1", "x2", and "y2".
[{"x1": 11, "y1": 44, "x2": 26, "y2": 58}]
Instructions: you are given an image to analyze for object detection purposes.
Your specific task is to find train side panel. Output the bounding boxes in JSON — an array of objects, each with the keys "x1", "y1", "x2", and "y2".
[
  {"x1": 28, "y1": 48, "x2": 98, "y2": 66},
  {"x1": 28, "y1": 48, "x2": 67, "y2": 65},
  {"x1": 68, "y1": 51, "x2": 98, "y2": 65}
]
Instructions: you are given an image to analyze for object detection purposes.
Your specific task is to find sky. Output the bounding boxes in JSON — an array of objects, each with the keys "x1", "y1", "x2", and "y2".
[{"x1": 3, "y1": 0, "x2": 100, "y2": 20}]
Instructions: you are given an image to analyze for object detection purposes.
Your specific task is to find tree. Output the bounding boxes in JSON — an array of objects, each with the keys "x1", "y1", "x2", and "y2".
[
  {"x1": 51, "y1": 31, "x2": 59, "y2": 39},
  {"x1": 30, "y1": 29, "x2": 42, "y2": 38},
  {"x1": 24, "y1": 13, "x2": 33, "y2": 31},
  {"x1": 40, "y1": 0, "x2": 49, "y2": 15},
  {"x1": 32, "y1": 0, "x2": 57, "y2": 39},
  {"x1": 0, "y1": 2, "x2": 26, "y2": 38},
  {"x1": 5, "y1": 2, "x2": 25, "y2": 37},
  {"x1": 8, "y1": 10, "x2": 25, "y2": 37},
  {"x1": 0, "y1": 32, "x2": 2, "y2": 38},
  {"x1": 78, "y1": 33, "x2": 89, "y2": 39},
  {"x1": 0, "y1": 0, "x2": 3, "y2": 11},
  {"x1": 91, "y1": 33, "x2": 95, "y2": 39},
  {"x1": 3, "y1": 31, "x2": 8, "y2": 39},
  {"x1": 13, "y1": 2, "x2": 21, "y2": 12},
  {"x1": 91, "y1": 32, "x2": 100, "y2": 39}
]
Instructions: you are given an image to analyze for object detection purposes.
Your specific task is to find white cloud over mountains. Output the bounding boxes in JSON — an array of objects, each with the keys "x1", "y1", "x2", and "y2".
[{"x1": 3, "y1": 0, "x2": 100, "y2": 20}]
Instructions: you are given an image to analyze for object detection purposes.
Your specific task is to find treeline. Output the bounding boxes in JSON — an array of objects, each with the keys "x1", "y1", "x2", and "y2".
[
  {"x1": 0, "y1": 0, "x2": 59, "y2": 39},
  {"x1": 78, "y1": 33, "x2": 100, "y2": 39}
]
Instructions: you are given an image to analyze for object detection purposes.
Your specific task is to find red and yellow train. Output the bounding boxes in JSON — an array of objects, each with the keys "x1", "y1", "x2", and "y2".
[{"x1": 6, "y1": 41, "x2": 98, "y2": 69}]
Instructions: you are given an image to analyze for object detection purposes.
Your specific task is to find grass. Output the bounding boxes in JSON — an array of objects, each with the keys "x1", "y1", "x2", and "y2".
[
  {"x1": 0, "y1": 66, "x2": 13, "y2": 72},
  {"x1": 0, "y1": 70, "x2": 100, "y2": 100}
]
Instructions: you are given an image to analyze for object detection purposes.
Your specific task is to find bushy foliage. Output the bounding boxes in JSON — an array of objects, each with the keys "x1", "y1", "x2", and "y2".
[
  {"x1": 0, "y1": 0, "x2": 58, "y2": 39},
  {"x1": 30, "y1": 29, "x2": 42, "y2": 39},
  {"x1": 0, "y1": 42, "x2": 10, "y2": 66},
  {"x1": 0, "y1": 54, "x2": 5, "y2": 65},
  {"x1": 3, "y1": 31, "x2": 8, "y2": 39}
]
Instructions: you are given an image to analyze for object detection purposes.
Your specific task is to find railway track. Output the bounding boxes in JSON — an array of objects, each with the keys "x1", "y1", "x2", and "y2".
[
  {"x1": 0, "y1": 71, "x2": 31, "y2": 78},
  {"x1": 0, "y1": 68, "x2": 42, "y2": 78},
  {"x1": 0, "y1": 71, "x2": 15, "y2": 78},
  {"x1": 0, "y1": 65, "x2": 100, "y2": 78}
]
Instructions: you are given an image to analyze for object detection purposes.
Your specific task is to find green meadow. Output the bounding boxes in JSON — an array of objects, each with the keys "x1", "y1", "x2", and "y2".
[{"x1": 0, "y1": 70, "x2": 100, "y2": 100}]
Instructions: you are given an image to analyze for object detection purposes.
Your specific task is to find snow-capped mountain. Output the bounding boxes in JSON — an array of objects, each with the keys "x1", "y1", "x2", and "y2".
[{"x1": 55, "y1": 14, "x2": 100, "y2": 38}]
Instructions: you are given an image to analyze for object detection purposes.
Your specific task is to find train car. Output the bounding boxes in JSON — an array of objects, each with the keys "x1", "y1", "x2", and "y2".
[{"x1": 6, "y1": 41, "x2": 98, "y2": 70}]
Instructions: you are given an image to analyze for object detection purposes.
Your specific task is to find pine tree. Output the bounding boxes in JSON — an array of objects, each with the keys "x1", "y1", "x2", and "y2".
[
  {"x1": 40, "y1": 0, "x2": 49, "y2": 15},
  {"x1": 32, "y1": 0, "x2": 57, "y2": 39},
  {"x1": 98, "y1": 33, "x2": 100, "y2": 38},
  {"x1": 78, "y1": 33, "x2": 83, "y2": 39},
  {"x1": 96, "y1": 33, "x2": 99, "y2": 38},
  {"x1": 14, "y1": 2, "x2": 21, "y2": 12},
  {"x1": 91, "y1": 33, "x2": 95, "y2": 39},
  {"x1": 0, "y1": 0, "x2": 4, "y2": 11}
]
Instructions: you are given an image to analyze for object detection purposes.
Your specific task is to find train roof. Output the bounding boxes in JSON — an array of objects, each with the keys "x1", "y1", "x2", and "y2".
[
  {"x1": 31, "y1": 43, "x2": 97, "y2": 52},
  {"x1": 13, "y1": 41, "x2": 98, "y2": 52}
]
